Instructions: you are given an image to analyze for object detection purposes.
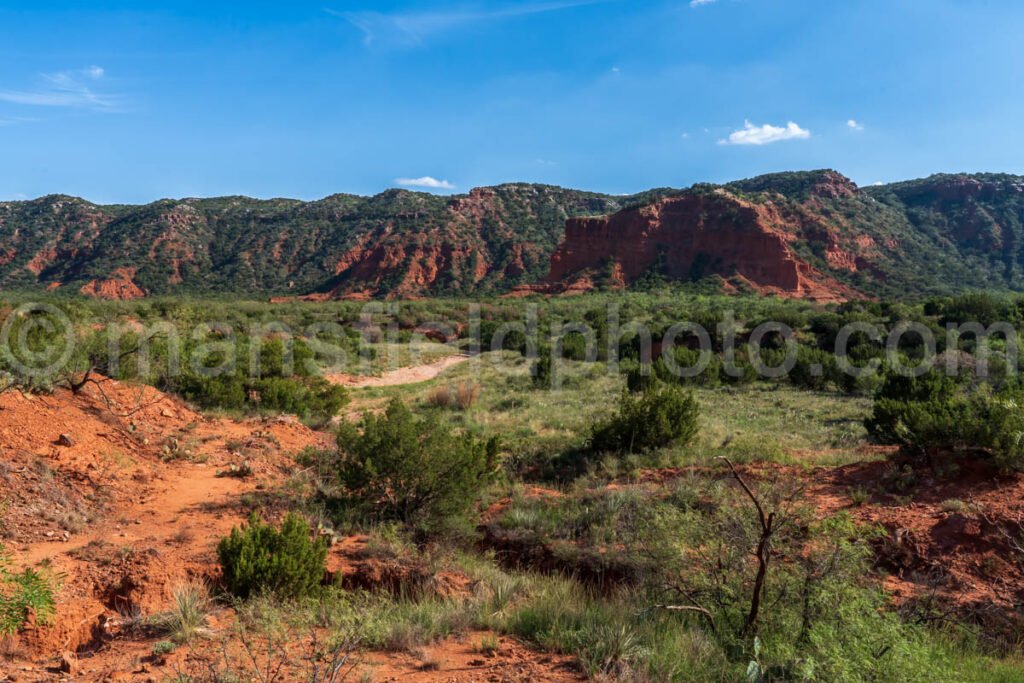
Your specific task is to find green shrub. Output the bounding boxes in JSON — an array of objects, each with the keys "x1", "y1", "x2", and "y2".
[
  {"x1": 789, "y1": 345, "x2": 843, "y2": 391},
  {"x1": 217, "y1": 512, "x2": 327, "y2": 599},
  {"x1": 719, "y1": 352, "x2": 759, "y2": 385},
  {"x1": 558, "y1": 331, "x2": 589, "y2": 361},
  {"x1": 0, "y1": 546, "x2": 58, "y2": 635},
  {"x1": 154, "y1": 335, "x2": 348, "y2": 421},
  {"x1": 625, "y1": 364, "x2": 658, "y2": 393},
  {"x1": 866, "y1": 370, "x2": 1024, "y2": 471},
  {"x1": 531, "y1": 350, "x2": 553, "y2": 388},
  {"x1": 173, "y1": 373, "x2": 347, "y2": 421},
  {"x1": 335, "y1": 398, "x2": 499, "y2": 528},
  {"x1": 591, "y1": 385, "x2": 699, "y2": 454},
  {"x1": 866, "y1": 370, "x2": 961, "y2": 441},
  {"x1": 653, "y1": 348, "x2": 722, "y2": 388},
  {"x1": 479, "y1": 320, "x2": 527, "y2": 355}
]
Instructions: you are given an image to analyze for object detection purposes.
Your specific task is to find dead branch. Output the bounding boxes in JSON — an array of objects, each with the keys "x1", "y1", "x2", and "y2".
[
  {"x1": 66, "y1": 331, "x2": 167, "y2": 395},
  {"x1": 717, "y1": 456, "x2": 777, "y2": 637}
]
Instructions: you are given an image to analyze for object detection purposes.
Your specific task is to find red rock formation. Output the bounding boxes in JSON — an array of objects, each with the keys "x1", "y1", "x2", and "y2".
[
  {"x1": 807, "y1": 171, "x2": 859, "y2": 200},
  {"x1": 79, "y1": 267, "x2": 147, "y2": 301},
  {"x1": 306, "y1": 230, "x2": 492, "y2": 300},
  {"x1": 544, "y1": 190, "x2": 863, "y2": 302}
]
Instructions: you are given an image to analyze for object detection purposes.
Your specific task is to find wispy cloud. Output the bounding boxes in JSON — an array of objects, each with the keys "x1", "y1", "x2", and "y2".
[
  {"x1": 396, "y1": 176, "x2": 456, "y2": 190},
  {"x1": 0, "y1": 116, "x2": 34, "y2": 127},
  {"x1": 689, "y1": 0, "x2": 719, "y2": 7},
  {"x1": 329, "y1": 1, "x2": 616, "y2": 47},
  {"x1": 719, "y1": 120, "x2": 811, "y2": 146},
  {"x1": 847, "y1": 119, "x2": 865, "y2": 131},
  {"x1": 0, "y1": 66, "x2": 119, "y2": 111}
]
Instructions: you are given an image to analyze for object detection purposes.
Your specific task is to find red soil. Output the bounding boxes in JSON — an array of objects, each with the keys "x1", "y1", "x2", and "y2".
[
  {"x1": 638, "y1": 458, "x2": 1024, "y2": 621},
  {"x1": 0, "y1": 379, "x2": 583, "y2": 681},
  {"x1": 358, "y1": 631, "x2": 584, "y2": 682}
]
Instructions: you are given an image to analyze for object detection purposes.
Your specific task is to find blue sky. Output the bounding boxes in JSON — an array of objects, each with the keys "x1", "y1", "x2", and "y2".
[{"x1": 1, "y1": 0, "x2": 1022, "y2": 203}]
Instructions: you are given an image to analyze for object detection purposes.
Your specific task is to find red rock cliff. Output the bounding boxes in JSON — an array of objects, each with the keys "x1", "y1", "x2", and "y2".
[{"x1": 545, "y1": 190, "x2": 862, "y2": 301}]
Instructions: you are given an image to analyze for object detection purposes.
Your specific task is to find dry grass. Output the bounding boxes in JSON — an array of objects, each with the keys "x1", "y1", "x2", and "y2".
[
  {"x1": 427, "y1": 385, "x2": 455, "y2": 409},
  {"x1": 455, "y1": 381, "x2": 480, "y2": 409},
  {"x1": 152, "y1": 580, "x2": 211, "y2": 644},
  {"x1": 427, "y1": 381, "x2": 480, "y2": 410}
]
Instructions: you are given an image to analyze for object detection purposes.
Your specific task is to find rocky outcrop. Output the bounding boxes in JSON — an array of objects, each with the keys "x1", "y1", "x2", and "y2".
[
  {"x1": 79, "y1": 267, "x2": 147, "y2": 301},
  {"x1": 544, "y1": 190, "x2": 863, "y2": 301},
  {"x1": 3, "y1": 171, "x2": 1024, "y2": 300}
]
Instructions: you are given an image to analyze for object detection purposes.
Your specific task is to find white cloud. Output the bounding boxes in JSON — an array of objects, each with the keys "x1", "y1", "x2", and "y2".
[
  {"x1": 0, "y1": 66, "x2": 117, "y2": 110},
  {"x1": 690, "y1": 0, "x2": 719, "y2": 6},
  {"x1": 329, "y1": 0, "x2": 616, "y2": 47},
  {"x1": 680, "y1": 132, "x2": 690, "y2": 139},
  {"x1": 396, "y1": 176, "x2": 456, "y2": 190},
  {"x1": 847, "y1": 119, "x2": 864, "y2": 131},
  {"x1": 719, "y1": 120, "x2": 811, "y2": 146}
]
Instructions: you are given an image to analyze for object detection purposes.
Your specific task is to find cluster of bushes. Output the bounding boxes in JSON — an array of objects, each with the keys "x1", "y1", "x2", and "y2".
[
  {"x1": 8, "y1": 293, "x2": 1022, "y2": 406},
  {"x1": 484, "y1": 292, "x2": 1024, "y2": 398},
  {"x1": 0, "y1": 303, "x2": 352, "y2": 421},
  {"x1": 866, "y1": 370, "x2": 1024, "y2": 471},
  {"x1": 493, "y1": 469, "x2": 1003, "y2": 682},
  {"x1": 0, "y1": 305, "x2": 75, "y2": 393},
  {"x1": 217, "y1": 397, "x2": 503, "y2": 599},
  {"x1": 154, "y1": 337, "x2": 347, "y2": 422}
]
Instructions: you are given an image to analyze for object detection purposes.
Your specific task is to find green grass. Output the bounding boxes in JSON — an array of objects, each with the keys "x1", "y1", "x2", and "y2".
[
  {"x1": 686, "y1": 384, "x2": 874, "y2": 466},
  {"x1": 347, "y1": 351, "x2": 876, "y2": 470},
  {"x1": 204, "y1": 548, "x2": 1024, "y2": 683},
  {"x1": 7, "y1": 293, "x2": 1024, "y2": 680},
  {"x1": 150, "y1": 581, "x2": 210, "y2": 643}
]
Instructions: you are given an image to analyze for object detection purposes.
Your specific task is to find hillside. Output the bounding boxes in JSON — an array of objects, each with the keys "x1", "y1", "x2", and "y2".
[
  {"x1": 0, "y1": 185, "x2": 629, "y2": 299},
  {"x1": 2, "y1": 171, "x2": 1023, "y2": 300}
]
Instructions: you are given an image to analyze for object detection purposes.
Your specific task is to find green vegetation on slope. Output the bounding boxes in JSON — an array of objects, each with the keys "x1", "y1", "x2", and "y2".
[{"x1": 3, "y1": 171, "x2": 1024, "y2": 299}]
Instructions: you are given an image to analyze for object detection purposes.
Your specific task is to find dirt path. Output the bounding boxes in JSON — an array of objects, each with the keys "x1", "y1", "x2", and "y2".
[
  {"x1": 2, "y1": 378, "x2": 586, "y2": 681},
  {"x1": 326, "y1": 354, "x2": 471, "y2": 388},
  {"x1": 19, "y1": 463, "x2": 247, "y2": 567}
]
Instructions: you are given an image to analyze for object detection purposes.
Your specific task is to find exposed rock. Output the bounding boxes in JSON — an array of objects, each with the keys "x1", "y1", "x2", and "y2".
[
  {"x1": 2, "y1": 171, "x2": 1024, "y2": 300},
  {"x1": 544, "y1": 189, "x2": 863, "y2": 302},
  {"x1": 78, "y1": 267, "x2": 146, "y2": 301},
  {"x1": 58, "y1": 650, "x2": 78, "y2": 675},
  {"x1": 57, "y1": 434, "x2": 75, "y2": 447}
]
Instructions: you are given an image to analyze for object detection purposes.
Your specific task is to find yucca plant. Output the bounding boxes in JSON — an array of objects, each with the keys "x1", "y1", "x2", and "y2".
[{"x1": 154, "y1": 580, "x2": 210, "y2": 643}]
